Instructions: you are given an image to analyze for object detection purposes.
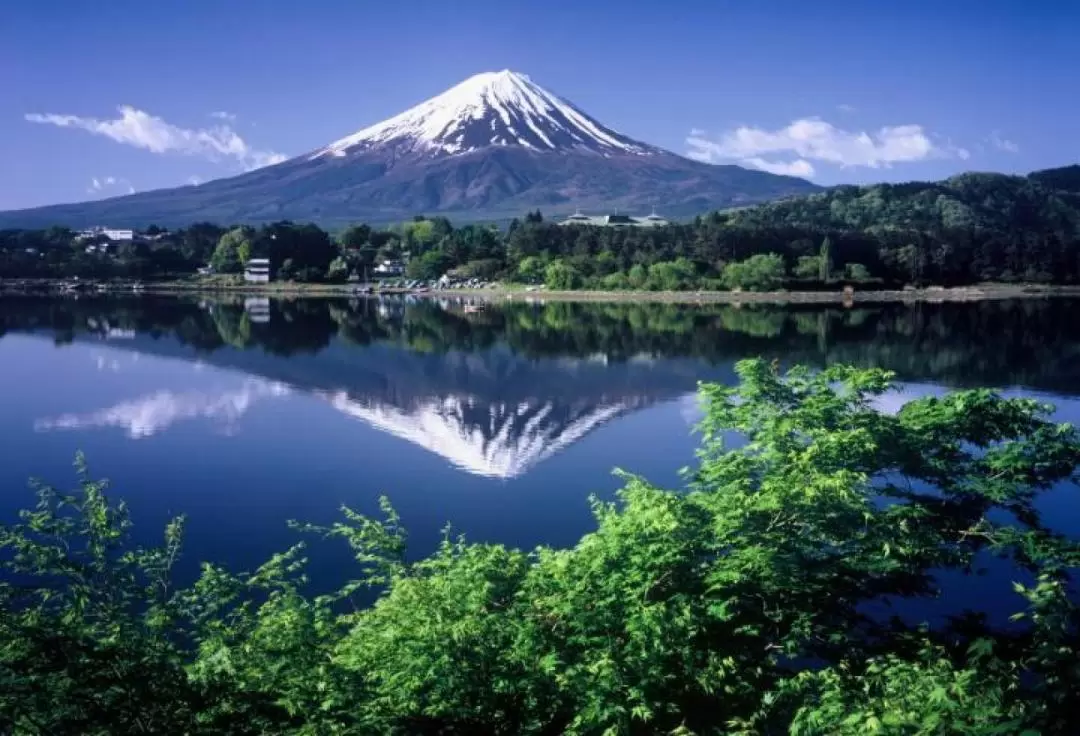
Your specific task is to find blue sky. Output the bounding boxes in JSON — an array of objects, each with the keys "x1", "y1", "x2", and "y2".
[{"x1": 2, "y1": 0, "x2": 1076, "y2": 210}]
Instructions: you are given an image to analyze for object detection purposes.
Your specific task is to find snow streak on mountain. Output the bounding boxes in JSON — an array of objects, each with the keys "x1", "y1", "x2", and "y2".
[{"x1": 315, "y1": 70, "x2": 658, "y2": 159}]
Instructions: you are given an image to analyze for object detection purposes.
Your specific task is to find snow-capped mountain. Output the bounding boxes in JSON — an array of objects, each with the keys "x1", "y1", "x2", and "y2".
[
  {"x1": 0, "y1": 70, "x2": 820, "y2": 227},
  {"x1": 315, "y1": 70, "x2": 657, "y2": 159}
]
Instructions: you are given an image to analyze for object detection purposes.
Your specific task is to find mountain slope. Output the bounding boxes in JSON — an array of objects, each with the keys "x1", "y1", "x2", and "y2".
[
  {"x1": 0, "y1": 70, "x2": 818, "y2": 228},
  {"x1": 721, "y1": 167, "x2": 1080, "y2": 235}
]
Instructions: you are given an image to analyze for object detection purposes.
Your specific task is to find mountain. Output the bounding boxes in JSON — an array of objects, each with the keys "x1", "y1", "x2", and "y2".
[{"x1": 0, "y1": 70, "x2": 819, "y2": 228}]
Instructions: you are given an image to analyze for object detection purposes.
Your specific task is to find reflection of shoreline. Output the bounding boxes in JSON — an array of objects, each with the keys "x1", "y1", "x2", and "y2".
[
  {"x1": 34, "y1": 379, "x2": 291, "y2": 438},
  {"x1": 8, "y1": 280, "x2": 1077, "y2": 304},
  {"x1": 7, "y1": 294, "x2": 1080, "y2": 396},
  {"x1": 325, "y1": 391, "x2": 642, "y2": 479}
]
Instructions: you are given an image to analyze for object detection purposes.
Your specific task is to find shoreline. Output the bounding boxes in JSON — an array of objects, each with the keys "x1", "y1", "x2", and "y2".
[{"x1": 4, "y1": 279, "x2": 1080, "y2": 304}]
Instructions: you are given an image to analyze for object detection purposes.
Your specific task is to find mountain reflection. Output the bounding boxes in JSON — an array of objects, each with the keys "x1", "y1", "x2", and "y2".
[
  {"x1": 6, "y1": 294, "x2": 1080, "y2": 477},
  {"x1": 325, "y1": 392, "x2": 640, "y2": 478}
]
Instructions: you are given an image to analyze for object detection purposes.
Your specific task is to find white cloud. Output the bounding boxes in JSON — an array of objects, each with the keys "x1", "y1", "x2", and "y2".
[
  {"x1": 187, "y1": 175, "x2": 203, "y2": 186},
  {"x1": 686, "y1": 117, "x2": 969, "y2": 177},
  {"x1": 837, "y1": 104, "x2": 857, "y2": 113},
  {"x1": 87, "y1": 175, "x2": 136, "y2": 196},
  {"x1": 741, "y1": 156, "x2": 816, "y2": 178},
  {"x1": 34, "y1": 380, "x2": 291, "y2": 438},
  {"x1": 988, "y1": 130, "x2": 1019, "y2": 154},
  {"x1": 27, "y1": 105, "x2": 286, "y2": 171},
  {"x1": 209, "y1": 110, "x2": 237, "y2": 122}
]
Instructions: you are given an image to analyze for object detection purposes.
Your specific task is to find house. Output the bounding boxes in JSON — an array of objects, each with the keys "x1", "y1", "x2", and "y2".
[
  {"x1": 244, "y1": 258, "x2": 271, "y2": 283},
  {"x1": 373, "y1": 259, "x2": 404, "y2": 276},
  {"x1": 557, "y1": 210, "x2": 669, "y2": 228}
]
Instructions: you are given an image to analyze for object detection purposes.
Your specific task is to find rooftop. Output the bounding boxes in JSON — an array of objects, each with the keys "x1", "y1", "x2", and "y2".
[{"x1": 557, "y1": 211, "x2": 669, "y2": 228}]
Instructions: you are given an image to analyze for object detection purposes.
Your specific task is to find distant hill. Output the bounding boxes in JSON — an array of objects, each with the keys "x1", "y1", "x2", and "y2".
[
  {"x1": 1028, "y1": 164, "x2": 1080, "y2": 195},
  {"x1": 721, "y1": 166, "x2": 1080, "y2": 236},
  {"x1": 0, "y1": 70, "x2": 818, "y2": 229}
]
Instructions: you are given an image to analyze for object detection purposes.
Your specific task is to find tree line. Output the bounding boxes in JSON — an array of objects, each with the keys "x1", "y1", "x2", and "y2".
[{"x1": 1, "y1": 167, "x2": 1079, "y2": 289}]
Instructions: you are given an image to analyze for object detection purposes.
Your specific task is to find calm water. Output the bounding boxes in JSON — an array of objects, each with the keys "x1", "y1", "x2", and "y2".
[{"x1": 3, "y1": 294, "x2": 1080, "y2": 597}]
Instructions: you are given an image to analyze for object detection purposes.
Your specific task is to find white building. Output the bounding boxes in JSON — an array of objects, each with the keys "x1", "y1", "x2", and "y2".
[
  {"x1": 102, "y1": 228, "x2": 135, "y2": 242},
  {"x1": 244, "y1": 258, "x2": 271, "y2": 283},
  {"x1": 373, "y1": 259, "x2": 404, "y2": 276},
  {"x1": 77, "y1": 227, "x2": 135, "y2": 242},
  {"x1": 557, "y1": 211, "x2": 669, "y2": 228}
]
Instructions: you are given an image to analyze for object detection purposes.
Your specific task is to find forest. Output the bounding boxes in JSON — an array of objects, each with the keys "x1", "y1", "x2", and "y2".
[
  {"x1": 1, "y1": 165, "x2": 1079, "y2": 291},
  {"x1": 4, "y1": 359, "x2": 1080, "y2": 733}
]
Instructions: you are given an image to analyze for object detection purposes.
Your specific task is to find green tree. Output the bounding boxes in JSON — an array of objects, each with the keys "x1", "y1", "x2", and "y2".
[
  {"x1": 844, "y1": 262, "x2": 871, "y2": 281},
  {"x1": 646, "y1": 258, "x2": 697, "y2": 290},
  {"x1": 543, "y1": 260, "x2": 583, "y2": 290},
  {"x1": 326, "y1": 256, "x2": 349, "y2": 282},
  {"x1": 451, "y1": 258, "x2": 502, "y2": 280},
  {"x1": 338, "y1": 223, "x2": 372, "y2": 251},
  {"x1": 721, "y1": 252, "x2": 786, "y2": 291},
  {"x1": 406, "y1": 250, "x2": 452, "y2": 280},
  {"x1": 599, "y1": 271, "x2": 629, "y2": 290},
  {"x1": 819, "y1": 235, "x2": 833, "y2": 281},
  {"x1": 516, "y1": 255, "x2": 546, "y2": 284},
  {"x1": 210, "y1": 227, "x2": 253, "y2": 274},
  {"x1": 261, "y1": 222, "x2": 337, "y2": 282},
  {"x1": 794, "y1": 254, "x2": 822, "y2": 279}
]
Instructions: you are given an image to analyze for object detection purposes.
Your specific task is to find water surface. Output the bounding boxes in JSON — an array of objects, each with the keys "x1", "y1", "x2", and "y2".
[{"x1": 3, "y1": 294, "x2": 1080, "y2": 590}]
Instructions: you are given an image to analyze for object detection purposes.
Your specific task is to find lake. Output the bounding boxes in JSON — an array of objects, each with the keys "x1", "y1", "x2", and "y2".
[{"x1": 3, "y1": 294, "x2": 1080, "y2": 595}]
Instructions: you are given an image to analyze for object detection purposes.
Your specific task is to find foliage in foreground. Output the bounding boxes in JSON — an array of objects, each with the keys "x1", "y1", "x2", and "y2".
[{"x1": 4, "y1": 359, "x2": 1080, "y2": 734}]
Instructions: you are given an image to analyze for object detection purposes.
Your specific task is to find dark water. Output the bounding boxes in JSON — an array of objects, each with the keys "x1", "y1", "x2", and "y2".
[{"x1": 3, "y1": 294, "x2": 1080, "y2": 597}]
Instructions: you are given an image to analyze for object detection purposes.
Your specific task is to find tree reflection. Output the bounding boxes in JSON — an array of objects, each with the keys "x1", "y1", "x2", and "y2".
[{"x1": 3, "y1": 295, "x2": 1080, "y2": 392}]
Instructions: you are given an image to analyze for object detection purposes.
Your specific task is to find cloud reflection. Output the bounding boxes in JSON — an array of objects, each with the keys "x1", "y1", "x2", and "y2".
[{"x1": 34, "y1": 380, "x2": 290, "y2": 438}]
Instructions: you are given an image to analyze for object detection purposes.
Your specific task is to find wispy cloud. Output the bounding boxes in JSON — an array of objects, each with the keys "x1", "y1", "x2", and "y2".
[
  {"x1": 739, "y1": 157, "x2": 817, "y2": 178},
  {"x1": 837, "y1": 104, "x2": 857, "y2": 113},
  {"x1": 987, "y1": 130, "x2": 1019, "y2": 154},
  {"x1": 187, "y1": 175, "x2": 203, "y2": 186},
  {"x1": 87, "y1": 175, "x2": 136, "y2": 196},
  {"x1": 26, "y1": 105, "x2": 286, "y2": 171},
  {"x1": 209, "y1": 110, "x2": 237, "y2": 122},
  {"x1": 687, "y1": 117, "x2": 969, "y2": 178}
]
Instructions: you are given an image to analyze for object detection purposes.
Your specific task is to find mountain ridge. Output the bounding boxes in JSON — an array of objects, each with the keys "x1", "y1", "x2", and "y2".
[{"x1": 0, "y1": 70, "x2": 819, "y2": 228}]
